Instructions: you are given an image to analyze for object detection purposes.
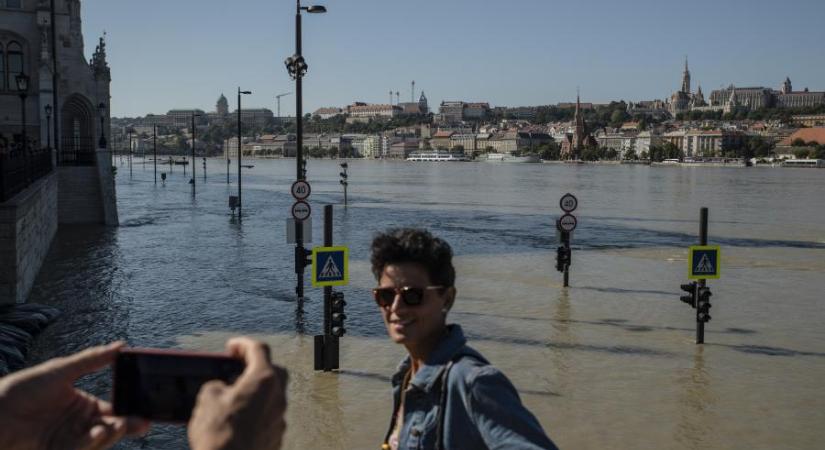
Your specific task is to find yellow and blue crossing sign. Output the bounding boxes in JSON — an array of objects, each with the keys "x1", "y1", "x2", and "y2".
[
  {"x1": 311, "y1": 246, "x2": 349, "y2": 287},
  {"x1": 688, "y1": 245, "x2": 721, "y2": 280}
]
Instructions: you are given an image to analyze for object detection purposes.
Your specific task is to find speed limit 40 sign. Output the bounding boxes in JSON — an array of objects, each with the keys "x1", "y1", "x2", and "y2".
[
  {"x1": 291, "y1": 180, "x2": 311, "y2": 200},
  {"x1": 560, "y1": 193, "x2": 578, "y2": 213}
]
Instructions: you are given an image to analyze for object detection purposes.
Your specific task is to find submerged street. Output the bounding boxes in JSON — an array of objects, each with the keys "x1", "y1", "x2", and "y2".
[{"x1": 25, "y1": 159, "x2": 825, "y2": 449}]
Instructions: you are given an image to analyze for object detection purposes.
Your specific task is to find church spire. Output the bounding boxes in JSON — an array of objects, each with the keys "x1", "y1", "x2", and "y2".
[{"x1": 681, "y1": 56, "x2": 691, "y2": 94}]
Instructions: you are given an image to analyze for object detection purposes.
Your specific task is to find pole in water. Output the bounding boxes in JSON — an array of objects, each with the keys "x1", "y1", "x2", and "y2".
[
  {"x1": 697, "y1": 207, "x2": 708, "y2": 344},
  {"x1": 563, "y1": 232, "x2": 571, "y2": 287}
]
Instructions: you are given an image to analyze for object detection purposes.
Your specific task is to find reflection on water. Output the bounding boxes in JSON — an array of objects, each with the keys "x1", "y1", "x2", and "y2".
[
  {"x1": 21, "y1": 159, "x2": 825, "y2": 449},
  {"x1": 675, "y1": 347, "x2": 715, "y2": 450}
]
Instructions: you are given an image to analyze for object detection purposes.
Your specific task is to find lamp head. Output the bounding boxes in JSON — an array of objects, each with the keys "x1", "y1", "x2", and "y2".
[
  {"x1": 306, "y1": 5, "x2": 326, "y2": 13},
  {"x1": 98, "y1": 102, "x2": 106, "y2": 118},
  {"x1": 15, "y1": 72, "x2": 30, "y2": 92},
  {"x1": 45, "y1": 104, "x2": 52, "y2": 116}
]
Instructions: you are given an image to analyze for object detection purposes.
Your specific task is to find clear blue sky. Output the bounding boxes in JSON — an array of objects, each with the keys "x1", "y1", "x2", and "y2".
[{"x1": 81, "y1": 0, "x2": 825, "y2": 118}]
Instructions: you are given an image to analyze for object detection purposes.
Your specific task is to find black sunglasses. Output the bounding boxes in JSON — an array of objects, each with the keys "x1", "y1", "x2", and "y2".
[{"x1": 372, "y1": 286, "x2": 445, "y2": 307}]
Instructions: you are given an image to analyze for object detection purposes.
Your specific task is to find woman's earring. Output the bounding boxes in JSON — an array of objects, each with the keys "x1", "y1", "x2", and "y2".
[{"x1": 441, "y1": 308, "x2": 449, "y2": 314}]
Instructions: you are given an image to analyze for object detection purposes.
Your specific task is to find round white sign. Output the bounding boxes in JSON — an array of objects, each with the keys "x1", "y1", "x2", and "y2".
[
  {"x1": 291, "y1": 201, "x2": 311, "y2": 221},
  {"x1": 558, "y1": 213, "x2": 577, "y2": 232},
  {"x1": 291, "y1": 180, "x2": 311, "y2": 200},
  {"x1": 560, "y1": 193, "x2": 578, "y2": 213}
]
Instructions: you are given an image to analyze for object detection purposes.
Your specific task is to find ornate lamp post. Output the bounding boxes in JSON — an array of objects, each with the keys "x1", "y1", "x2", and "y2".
[
  {"x1": 15, "y1": 73, "x2": 30, "y2": 152},
  {"x1": 285, "y1": 0, "x2": 325, "y2": 300},
  {"x1": 44, "y1": 104, "x2": 52, "y2": 149}
]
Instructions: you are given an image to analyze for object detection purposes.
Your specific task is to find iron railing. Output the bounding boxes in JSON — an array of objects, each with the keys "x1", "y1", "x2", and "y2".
[
  {"x1": 59, "y1": 137, "x2": 97, "y2": 166},
  {"x1": 0, "y1": 145, "x2": 54, "y2": 202}
]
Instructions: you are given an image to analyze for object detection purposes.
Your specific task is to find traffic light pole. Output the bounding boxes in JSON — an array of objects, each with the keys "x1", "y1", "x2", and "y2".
[
  {"x1": 323, "y1": 205, "x2": 332, "y2": 336},
  {"x1": 314, "y1": 204, "x2": 341, "y2": 372},
  {"x1": 697, "y1": 207, "x2": 708, "y2": 344},
  {"x1": 563, "y1": 231, "x2": 571, "y2": 288}
]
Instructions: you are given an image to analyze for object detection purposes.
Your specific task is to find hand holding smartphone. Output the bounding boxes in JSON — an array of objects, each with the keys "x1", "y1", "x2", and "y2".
[{"x1": 112, "y1": 347, "x2": 245, "y2": 422}]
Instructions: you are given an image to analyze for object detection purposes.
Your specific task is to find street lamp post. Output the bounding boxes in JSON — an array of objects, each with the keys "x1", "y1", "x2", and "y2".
[
  {"x1": 15, "y1": 73, "x2": 29, "y2": 152},
  {"x1": 286, "y1": 0, "x2": 325, "y2": 301},
  {"x1": 153, "y1": 124, "x2": 158, "y2": 184},
  {"x1": 237, "y1": 88, "x2": 251, "y2": 217},
  {"x1": 44, "y1": 104, "x2": 52, "y2": 149},
  {"x1": 191, "y1": 112, "x2": 201, "y2": 194},
  {"x1": 127, "y1": 127, "x2": 132, "y2": 177},
  {"x1": 15, "y1": 73, "x2": 30, "y2": 181}
]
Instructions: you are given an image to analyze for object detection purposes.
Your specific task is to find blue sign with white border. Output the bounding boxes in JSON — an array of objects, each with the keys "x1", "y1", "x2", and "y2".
[
  {"x1": 311, "y1": 246, "x2": 349, "y2": 287},
  {"x1": 688, "y1": 245, "x2": 721, "y2": 280}
]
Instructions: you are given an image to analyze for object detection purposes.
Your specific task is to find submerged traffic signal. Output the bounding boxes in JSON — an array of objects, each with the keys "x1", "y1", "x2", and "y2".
[
  {"x1": 294, "y1": 246, "x2": 312, "y2": 273},
  {"x1": 680, "y1": 282, "x2": 697, "y2": 308},
  {"x1": 555, "y1": 246, "x2": 567, "y2": 272},
  {"x1": 697, "y1": 287, "x2": 712, "y2": 322},
  {"x1": 331, "y1": 291, "x2": 346, "y2": 337}
]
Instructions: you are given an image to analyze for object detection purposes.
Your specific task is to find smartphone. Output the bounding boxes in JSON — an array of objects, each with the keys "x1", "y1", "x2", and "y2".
[{"x1": 112, "y1": 347, "x2": 245, "y2": 422}]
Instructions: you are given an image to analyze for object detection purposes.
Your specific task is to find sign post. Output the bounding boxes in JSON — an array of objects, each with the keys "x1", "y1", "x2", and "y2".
[
  {"x1": 556, "y1": 193, "x2": 578, "y2": 287},
  {"x1": 678, "y1": 208, "x2": 719, "y2": 344},
  {"x1": 313, "y1": 205, "x2": 348, "y2": 372},
  {"x1": 291, "y1": 180, "x2": 312, "y2": 302}
]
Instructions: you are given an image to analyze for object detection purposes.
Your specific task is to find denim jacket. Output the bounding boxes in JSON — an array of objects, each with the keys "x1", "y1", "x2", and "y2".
[{"x1": 383, "y1": 325, "x2": 558, "y2": 450}]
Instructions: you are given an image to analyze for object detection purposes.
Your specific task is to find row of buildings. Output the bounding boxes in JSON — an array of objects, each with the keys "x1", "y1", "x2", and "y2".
[
  {"x1": 133, "y1": 94, "x2": 277, "y2": 129},
  {"x1": 667, "y1": 59, "x2": 825, "y2": 116}
]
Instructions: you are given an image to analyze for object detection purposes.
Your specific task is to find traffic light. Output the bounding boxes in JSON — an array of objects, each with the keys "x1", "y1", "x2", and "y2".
[
  {"x1": 294, "y1": 246, "x2": 311, "y2": 273},
  {"x1": 300, "y1": 158, "x2": 307, "y2": 180},
  {"x1": 697, "y1": 287, "x2": 712, "y2": 323},
  {"x1": 680, "y1": 282, "x2": 697, "y2": 308},
  {"x1": 555, "y1": 246, "x2": 567, "y2": 272},
  {"x1": 339, "y1": 169, "x2": 348, "y2": 186},
  {"x1": 331, "y1": 292, "x2": 346, "y2": 337}
]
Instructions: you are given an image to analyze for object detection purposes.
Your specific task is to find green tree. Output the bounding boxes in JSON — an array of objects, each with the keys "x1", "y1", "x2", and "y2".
[
  {"x1": 792, "y1": 148, "x2": 813, "y2": 159},
  {"x1": 746, "y1": 136, "x2": 776, "y2": 158},
  {"x1": 609, "y1": 110, "x2": 628, "y2": 128}
]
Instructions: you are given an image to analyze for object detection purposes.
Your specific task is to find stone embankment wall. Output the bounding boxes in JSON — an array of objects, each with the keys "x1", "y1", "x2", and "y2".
[
  {"x1": 57, "y1": 150, "x2": 118, "y2": 226},
  {"x1": 0, "y1": 173, "x2": 59, "y2": 304},
  {"x1": 58, "y1": 167, "x2": 104, "y2": 224}
]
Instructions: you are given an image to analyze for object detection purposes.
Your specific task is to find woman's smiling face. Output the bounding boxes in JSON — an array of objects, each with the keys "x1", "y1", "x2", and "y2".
[{"x1": 377, "y1": 262, "x2": 453, "y2": 346}]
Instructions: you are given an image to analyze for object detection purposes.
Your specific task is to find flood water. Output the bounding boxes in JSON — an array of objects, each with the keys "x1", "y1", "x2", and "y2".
[{"x1": 25, "y1": 157, "x2": 825, "y2": 449}]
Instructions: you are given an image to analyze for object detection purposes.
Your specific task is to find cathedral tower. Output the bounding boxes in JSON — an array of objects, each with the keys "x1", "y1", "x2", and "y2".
[{"x1": 681, "y1": 57, "x2": 691, "y2": 94}]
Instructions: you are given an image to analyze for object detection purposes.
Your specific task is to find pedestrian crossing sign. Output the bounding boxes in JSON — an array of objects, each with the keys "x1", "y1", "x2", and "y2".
[
  {"x1": 688, "y1": 246, "x2": 721, "y2": 280},
  {"x1": 311, "y1": 246, "x2": 349, "y2": 287}
]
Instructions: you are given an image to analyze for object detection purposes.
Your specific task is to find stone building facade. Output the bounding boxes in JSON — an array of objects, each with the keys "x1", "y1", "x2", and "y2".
[
  {"x1": 1, "y1": 0, "x2": 117, "y2": 303},
  {"x1": 1, "y1": 0, "x2": 112, "y2": 163}
]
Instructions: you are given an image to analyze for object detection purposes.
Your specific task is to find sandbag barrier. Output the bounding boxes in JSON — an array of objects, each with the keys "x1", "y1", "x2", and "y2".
[{"x1": 0, "y1": 304, "x2": 60, "y2": 376}]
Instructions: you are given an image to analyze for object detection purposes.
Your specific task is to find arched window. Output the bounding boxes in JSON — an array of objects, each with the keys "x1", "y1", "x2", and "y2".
[{"x1": 7, "y1": 41, "x2": 23, "y2": 91}]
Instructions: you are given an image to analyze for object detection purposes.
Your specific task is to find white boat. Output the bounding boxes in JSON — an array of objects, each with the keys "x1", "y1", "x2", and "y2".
[
  {"x1": 406, "y1": 151, "x2": 470, "y2": 162},
  {"x1": 781, "y1": 159, "x2": 824, "y2": 168},
  {"x1": 485, "y1": 153, "x2": 540, "y2": 163}
]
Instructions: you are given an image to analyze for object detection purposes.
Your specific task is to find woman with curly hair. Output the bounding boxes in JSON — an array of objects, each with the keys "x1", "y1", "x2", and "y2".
[{"x1": 371, "y1": 228, "x2": 558, "y2": 450}]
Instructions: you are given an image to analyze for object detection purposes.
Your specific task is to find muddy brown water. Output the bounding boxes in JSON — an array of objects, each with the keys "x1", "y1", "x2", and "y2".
[{"x1": 23, "y1": 159, "x2": 825, "y2": 449}]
